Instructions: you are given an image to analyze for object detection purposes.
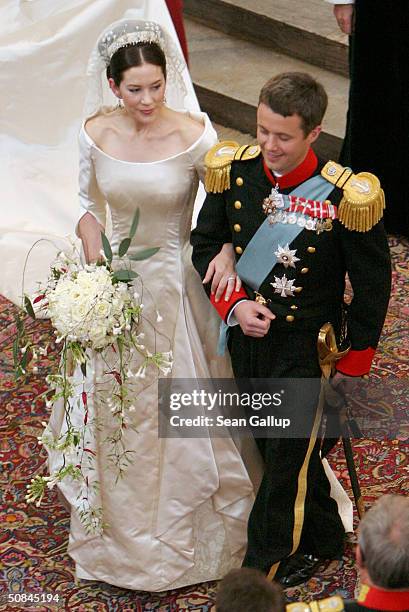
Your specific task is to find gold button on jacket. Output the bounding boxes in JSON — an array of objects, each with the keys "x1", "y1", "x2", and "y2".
[{"x1": 234, "y1": 224, "x2": 241, "y2": 232}]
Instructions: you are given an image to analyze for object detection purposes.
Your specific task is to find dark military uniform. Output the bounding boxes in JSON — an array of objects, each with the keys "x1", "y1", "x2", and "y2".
[
  {"x1": 191, "y1": 144, "x2": 391, "y2": 574},
  {"x1": 287, "y1": 585, "x2": 409, "y2": 611}
]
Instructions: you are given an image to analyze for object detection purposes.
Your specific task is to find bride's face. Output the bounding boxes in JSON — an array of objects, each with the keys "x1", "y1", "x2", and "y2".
[{"x1": 110, "y1": 62, "x2": 166, "y2": 123}]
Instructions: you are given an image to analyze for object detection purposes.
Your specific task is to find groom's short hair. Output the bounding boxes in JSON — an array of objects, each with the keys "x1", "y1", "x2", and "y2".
[
  {"x1": 259, "y1": 72, "x2": 328, "y2": 136},
  {"x1": 215, "y1": 568, "x2": 285, "y2": 612}
]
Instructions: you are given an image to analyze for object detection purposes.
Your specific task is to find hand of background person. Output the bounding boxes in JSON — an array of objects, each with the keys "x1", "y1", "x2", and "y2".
[
  {"x1": 331, "y1": 370, "x2": 361, "y2": 396},
  {"x1": 333, "y1": 4, "x2": 354, "y2": 35},
  {"x1": 203, "y1": 243, "x2": 242, "y2": 302},
  {"x1": 234, "y1": 301, "x2": 275, "y2": 337}
]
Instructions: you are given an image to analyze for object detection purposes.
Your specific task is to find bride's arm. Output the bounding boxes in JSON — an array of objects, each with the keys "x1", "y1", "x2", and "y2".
[
  {"x1": 76, "y1": 127, "x2": 107, "y2": 263},
  {"x1": 77, "y1": 212, "x2": 104, "y2": 264}
]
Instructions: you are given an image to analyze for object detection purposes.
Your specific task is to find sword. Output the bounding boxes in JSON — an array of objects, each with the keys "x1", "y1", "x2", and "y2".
[{"x1": 317, "y1": 323, "x2": 365, "y2": 519}]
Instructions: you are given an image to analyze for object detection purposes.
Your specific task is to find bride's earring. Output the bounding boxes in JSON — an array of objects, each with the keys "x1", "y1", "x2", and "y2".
[
  {"x1": 162, "y1": 95, "x2": 167, "y2": 106},
  {"x1": 116, "y1": 98, "x2": 123, "y2": 110}
]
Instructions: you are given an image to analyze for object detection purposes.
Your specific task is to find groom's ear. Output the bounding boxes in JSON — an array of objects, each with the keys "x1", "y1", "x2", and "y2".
[{"x1": 306, "y1": 125, "x2": 322, "y2": 144}]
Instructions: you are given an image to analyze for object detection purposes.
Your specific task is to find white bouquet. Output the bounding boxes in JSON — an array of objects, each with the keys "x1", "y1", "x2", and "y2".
[
  {"x1": 48, "y1": 264, "x2": 133, "y2": 349},
  {"x1": 16, "y1": 210, "x2": 173, "y2": 534}
]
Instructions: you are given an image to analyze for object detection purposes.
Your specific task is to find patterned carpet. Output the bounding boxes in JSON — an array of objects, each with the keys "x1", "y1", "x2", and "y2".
[{"x1": 0, "y1": 235, "x2": 408, "y2": 611}]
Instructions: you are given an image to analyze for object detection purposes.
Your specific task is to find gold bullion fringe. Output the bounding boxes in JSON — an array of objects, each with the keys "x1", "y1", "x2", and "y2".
[
  {"x1": 204, "y1": 165, "x2": 231, "y2": 194},
  {"x1": 338, "y1": 188, "x2": 385, "y2": 232}
]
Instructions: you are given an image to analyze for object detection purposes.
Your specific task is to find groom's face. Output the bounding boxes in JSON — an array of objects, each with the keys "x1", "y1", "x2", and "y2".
[{"x1": 257, "y1": 103, "x2": 321, "y2": 176}]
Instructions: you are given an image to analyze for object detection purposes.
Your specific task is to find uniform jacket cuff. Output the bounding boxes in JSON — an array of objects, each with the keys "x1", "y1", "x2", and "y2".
[
  {"x1": 210, "y1": 286, "x2": 249, "y2": 322},
  {"x1": 336, "y1": 347, "x2": 376, "y2": 376}
]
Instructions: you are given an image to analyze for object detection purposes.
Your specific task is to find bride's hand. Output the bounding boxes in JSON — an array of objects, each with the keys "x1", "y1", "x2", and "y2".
[{"x1": 203, "y1": 243, "x2": 242, "y2": 302}]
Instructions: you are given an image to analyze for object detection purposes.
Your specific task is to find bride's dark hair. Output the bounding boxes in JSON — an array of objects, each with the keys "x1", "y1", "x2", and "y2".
[{"x1": 107, "y1": 42, "x2": 167, "y2": 85}]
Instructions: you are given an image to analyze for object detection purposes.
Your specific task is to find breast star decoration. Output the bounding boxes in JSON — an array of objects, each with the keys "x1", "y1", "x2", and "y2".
[
  {"x1": 274, "y1": 244, "x2": 300, "y2": 269},
  {"x1": 271, "y1": 274, "x2": 296, "y2": 298}
]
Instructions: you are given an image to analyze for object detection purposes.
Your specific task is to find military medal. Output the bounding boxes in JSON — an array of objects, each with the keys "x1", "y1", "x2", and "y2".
[
  {"x1": 262, "y1": 184, "x2": 285, "y2": 216},
  {"x1": 270, "y1": 274, "x2": 297, "y2": 298},
  {"x1": 274, "y1": 244, "x2": 300, "y2": 269},
  {"x1": 264, "y1": 189, "x2": 337, "y2": 231},
  {"x1": 315, "y1": 218, "x2": 333, "y2": 234}
]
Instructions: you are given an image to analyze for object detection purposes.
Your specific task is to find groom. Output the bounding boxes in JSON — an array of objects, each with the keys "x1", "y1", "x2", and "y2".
[{"x1": 191, "y1": 72, "x2": 391, "y2": 587}]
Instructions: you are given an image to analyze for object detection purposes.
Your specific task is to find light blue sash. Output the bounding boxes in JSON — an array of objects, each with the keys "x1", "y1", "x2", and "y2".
[{"x1": 217, "y1": 174, "x2": 334, "y2": 354}]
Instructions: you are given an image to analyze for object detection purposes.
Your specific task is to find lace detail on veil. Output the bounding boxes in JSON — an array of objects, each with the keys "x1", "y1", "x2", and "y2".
[{"x1": 83, "y1": 19, "x2": 188, "y2": 118}]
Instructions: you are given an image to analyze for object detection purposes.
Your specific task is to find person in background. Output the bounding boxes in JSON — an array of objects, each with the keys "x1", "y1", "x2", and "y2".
[
  {"x1": 216, "y1": 568, "x2": 285, "y2": 612},
  {"x1": 328, "y1": 0, "x2": 409, "y2": 237},
  {"x1": 287, "y1": 494, "x2": 409, "y2": 611},
  {"x1": 165, "y1": 0, "x2": 189, "y2": 63}
]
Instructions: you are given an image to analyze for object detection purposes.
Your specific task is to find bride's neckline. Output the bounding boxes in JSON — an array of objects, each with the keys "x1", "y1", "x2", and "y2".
[{"x1": 81, "y1": 109, "x2": 208, "y2": 165}]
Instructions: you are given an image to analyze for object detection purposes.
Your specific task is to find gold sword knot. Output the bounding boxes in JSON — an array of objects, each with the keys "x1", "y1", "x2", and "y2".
[{"x1": 317, "y1": 322, "x2": 350, "y2": 379}]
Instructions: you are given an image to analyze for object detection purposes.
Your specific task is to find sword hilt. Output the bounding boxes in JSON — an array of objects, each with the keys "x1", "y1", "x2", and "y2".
[{"x1": 317, "y1": 322, "x2": 350, "y2": 379}]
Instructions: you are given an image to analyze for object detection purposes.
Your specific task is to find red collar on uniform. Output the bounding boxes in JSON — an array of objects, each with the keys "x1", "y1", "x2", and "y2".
[
  {"x1": 358, "y1": 584, "x2": 409, "y2": 611},
  {"x1": 262, "y1": 147, "x2": 318, "y2": 189}
]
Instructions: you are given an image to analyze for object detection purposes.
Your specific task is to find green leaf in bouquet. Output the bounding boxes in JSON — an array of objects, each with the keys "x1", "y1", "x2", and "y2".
[
  {"x1": 15, "y1": 314, "x2": 23, "y2": 333},
  {"x1": 21, "y1": 349, "x2": 31, "y2": 370},
  {"x1": 118, "y1": 237, "x2": 132, "y2": 258},
  {"x1": 24, "y1": 295, "x2": 36, "y2": 319},
  {"x1": 129, "y1": 208, "x2": 140, "y2": 240},
  {"x1": 13, "y1": 337, "x2": 19, "y2": 366},
  {"x1": 112, "y1": 269, "x2": 139, "y2": 283},
  {"x1": 80, "y1": 362, "x2": 87, "y2": 377},
  {"x1": 101, "y1": 231, "x2": 113, "y2": 264},
  {"x1": 129, "y1": 247, "x2": 160, "y2": 261}
]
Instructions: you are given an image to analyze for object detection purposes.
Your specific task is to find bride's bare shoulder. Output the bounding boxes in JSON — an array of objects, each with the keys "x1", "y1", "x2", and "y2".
[
  {"x1": 84, "y1": 108, "x2": 122, "y2": 143},
  {"x1": 168, "y1": 109, "x2": 206, "y2": 147}
]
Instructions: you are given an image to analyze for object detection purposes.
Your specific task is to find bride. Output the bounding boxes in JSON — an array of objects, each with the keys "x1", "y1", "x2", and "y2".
[
  {"x1": 0, "y1": 0, "x2": 199, "y2": 306},
  {"x1": 47, "y1": 18, "x2": 255, "y2": 592}
]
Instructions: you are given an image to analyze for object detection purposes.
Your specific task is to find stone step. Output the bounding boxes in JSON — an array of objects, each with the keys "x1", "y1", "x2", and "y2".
[
  {"x1": 214, "y1": 123, "x2": 256, "y2": 145},
  {"x1": 184, "y1": 0, "x2": 349, "y2": 77},
  {"x1": 186, "y1": 18, "x2": 349, "y2": 160}
]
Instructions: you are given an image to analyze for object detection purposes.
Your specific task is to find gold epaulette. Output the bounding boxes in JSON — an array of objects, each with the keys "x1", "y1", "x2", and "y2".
[
  {"x1": 321, "y1": 161, "x2": 385, "y2": 232},
  {"x1": 204, "y1": 141, "x2": 261, "y2": 193},
  {"x1": 286, "y1": 595, "x2": 344, "y2": 612}
]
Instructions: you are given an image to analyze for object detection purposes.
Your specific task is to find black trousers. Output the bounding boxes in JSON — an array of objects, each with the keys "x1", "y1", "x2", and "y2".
[{"x1": 229, "y1": 326, "x2": 345, "y2": 569}]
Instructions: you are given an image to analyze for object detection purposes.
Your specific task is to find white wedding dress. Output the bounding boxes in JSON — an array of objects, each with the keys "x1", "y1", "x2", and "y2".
[{"x1": 47, "y1": 110, "x2": 256, "y2": 591}]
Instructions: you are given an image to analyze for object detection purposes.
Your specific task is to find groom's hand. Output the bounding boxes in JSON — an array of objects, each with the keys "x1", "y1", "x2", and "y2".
[{"x1": 235, "y1": 301, "x2": 275, "y2": 337}]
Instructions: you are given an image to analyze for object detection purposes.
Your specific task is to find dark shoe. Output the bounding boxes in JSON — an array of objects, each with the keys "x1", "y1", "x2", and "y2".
[{"x1": 274, "y1": 553, "x2": 326, "y2": 588}]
